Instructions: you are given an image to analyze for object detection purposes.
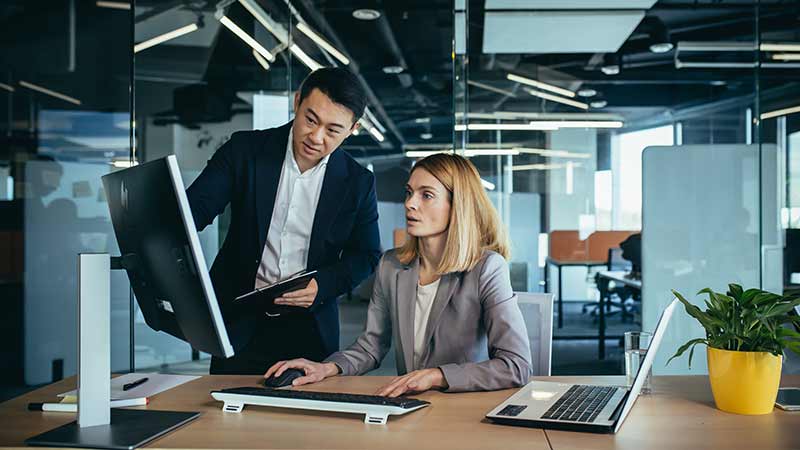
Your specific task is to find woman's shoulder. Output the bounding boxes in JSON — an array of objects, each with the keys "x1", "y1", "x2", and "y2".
[
  {"x1": 478, "y1": 249, "x2": 507, "y2": 269},
  {"x1": 377, "y1": 248, "x2": 408, "y2": 273},
  {"x1": 462, "y1": 250, "x2": 508, "y2": 280}
]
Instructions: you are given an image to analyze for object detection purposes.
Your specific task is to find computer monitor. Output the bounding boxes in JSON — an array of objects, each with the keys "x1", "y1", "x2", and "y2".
[{"x1": 102, "y1": 155, "x2": 234, "y2": 359}]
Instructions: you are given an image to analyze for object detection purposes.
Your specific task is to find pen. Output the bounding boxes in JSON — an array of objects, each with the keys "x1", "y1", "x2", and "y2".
[{"x1": 122, "y1": 377, "x2": 149, "y2": 391}]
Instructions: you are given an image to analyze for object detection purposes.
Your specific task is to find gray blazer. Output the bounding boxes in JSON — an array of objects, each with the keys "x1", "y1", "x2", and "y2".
[{"x1": 325, "y1": 249, "x2": 532, "y2": 392}]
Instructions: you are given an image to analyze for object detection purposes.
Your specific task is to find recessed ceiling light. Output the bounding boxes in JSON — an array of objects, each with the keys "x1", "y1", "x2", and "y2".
[
  {"x1": 590, "y1": 100, "x2": 608, "y2": 108},
  {"x1": 710, "y1": 80, "x2": 726, "y2": 86},
  {"x1": 353, "y1": 9, "x2": 380, "y2": 20},
  {"x1": 420, "y1": 133, "x2": 433, "y2": 140},
  {"x1": 414, "y1": 117, "x2": 431, "y2": 124},
  {"x1": 382, "y1": 65, "x2": 404, "y2": 74},
  {"x1": 577, "y1": 88, "x2": 597, "y2": 98},
  {"x1": 600, "y1": 65, "x2": 619, "y2": 76},
  {"x1": 649, "y1": 42, "x2": 674, "y2": 53}
]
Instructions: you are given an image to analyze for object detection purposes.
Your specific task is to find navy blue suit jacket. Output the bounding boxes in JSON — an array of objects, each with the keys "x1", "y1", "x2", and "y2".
[{"x1": 186, "y1": 122, "x2": 381, "y2": 356}]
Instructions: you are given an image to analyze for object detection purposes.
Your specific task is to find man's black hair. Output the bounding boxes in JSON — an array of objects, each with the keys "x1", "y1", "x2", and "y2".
[{"x1": 298, "y1": 68, "x2": 367, "y2": 124}]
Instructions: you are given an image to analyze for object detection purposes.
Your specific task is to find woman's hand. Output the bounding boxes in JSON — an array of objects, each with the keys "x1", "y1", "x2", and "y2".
[
  {"x1": 375, "y1": 368, "x2": 448, "y2": 397},
  {"x1": 263, "y1": 358, "x2": 340, "y2": 386}
]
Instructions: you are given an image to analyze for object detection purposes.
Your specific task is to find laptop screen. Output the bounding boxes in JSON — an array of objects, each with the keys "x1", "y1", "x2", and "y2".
[{"x1": 613, "y1": 298, "x2": 678, "y2": 433}]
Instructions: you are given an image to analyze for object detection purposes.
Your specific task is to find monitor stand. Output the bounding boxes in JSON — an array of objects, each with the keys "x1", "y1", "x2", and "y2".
[
  {"x1": 26, "y1": 409, "x2": 199, "y2": 450},
  {"x1": 26, "y1": 254, "x2": 200, "y2": 449}
]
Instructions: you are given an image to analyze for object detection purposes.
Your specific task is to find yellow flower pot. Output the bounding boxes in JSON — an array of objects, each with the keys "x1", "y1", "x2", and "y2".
[{"x1": 706, "y1": 347, "x2": 782, "y2": 415}]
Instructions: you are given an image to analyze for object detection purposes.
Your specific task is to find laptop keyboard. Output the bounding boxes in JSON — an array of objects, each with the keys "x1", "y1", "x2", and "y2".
[{"x1": 541, "y1": 385, "x2": 618, "y2": 423}]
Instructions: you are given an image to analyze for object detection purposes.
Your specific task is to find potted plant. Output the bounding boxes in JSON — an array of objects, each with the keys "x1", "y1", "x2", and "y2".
[{"x1": 668, "y1": 284, "x2": 800, "y2": 415}]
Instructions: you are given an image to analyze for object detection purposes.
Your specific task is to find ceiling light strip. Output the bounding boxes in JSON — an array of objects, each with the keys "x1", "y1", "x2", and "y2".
[
  {"x1": 529, "y1": 120, "x2": 623, "y2": 128},
  {"x1": 507, "y1": 74, "x2": 575, "y2": 98},
  {"x1": 468, "y1": 80, "x2": 517, "y2": 97},
  {"x1": 772, "y1": 53, "x2": 800, "y2": 61},
  {"x1": 761, "y1": 104, "x2": 800, "y2": 120},
  {"x1": 19, "y1": 81, "x2": 81, "y2": 105},
  {"x1": 480, "y1": 179, "x2": 496, "y2": 190},
  {"x1": 525, "y1": 88, "x2": 589, "y2": 110},
  {"x1": 512, "y1": 163, "x2": 576, "y2": 171},
  {"x1": 514, "y1": 147, "x2": 592, "y2": 159},
  {"x1": 760, "y1": 43, "x2": 800, "y2": 52},
  {"x1": 0, "y1": 82, "x2": 15, "y2": 93},
  {"x1": 296, "y1": 22, "x2": 350, "y2": 65},
  {"x1": 96, "y1": 1, "x2": 130, "y2": 9},
  {"x1": 364, "y1": 107, "x2": 386, "y2": 133},
  {"x1": 289, "y1": 44, "x2": 323, "y2": 70},
  {"x1": 238, "y1": 0, "x2": 286, "y2": 41},
  {"x1": 455, "y1": 123, "x2": 558, "y2": 131},
  {"x1": 219, "y1": 16, "x2": 275, "y2": 62},
  {"x1": 134, "y1": 23, "x2": 199, "y2": 53},
  {"x1": 359, "y1": 118, "x2": 385, "y2": 143},
  {"x1": 252, "y1": 49, "x2": 270, "y2": 70}
]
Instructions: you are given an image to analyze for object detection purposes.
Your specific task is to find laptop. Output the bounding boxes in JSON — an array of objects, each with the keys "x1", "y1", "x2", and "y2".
[{"x1": 486, "y1": 298, "x2": 678, "y2": 434}]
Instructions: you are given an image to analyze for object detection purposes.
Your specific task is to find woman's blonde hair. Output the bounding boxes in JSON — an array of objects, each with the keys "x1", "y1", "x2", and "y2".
[{"x1": 397, "y1": 153, "x2": 510, "y2": 273}]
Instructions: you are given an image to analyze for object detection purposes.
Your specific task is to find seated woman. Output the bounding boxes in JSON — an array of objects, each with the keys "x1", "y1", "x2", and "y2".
[{"x1": 265, "y1": 153, "x2": 532, "y2": 396}]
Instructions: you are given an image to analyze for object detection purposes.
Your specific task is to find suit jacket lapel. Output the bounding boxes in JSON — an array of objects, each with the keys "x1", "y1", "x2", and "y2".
[
  {"x1": 419, "y1": 272, "x2": 460, "y2": 364},
  {"x1": 395, "y1": 258, "x2": 418, "y2": 373},
  {"x1": 307, "y1": 149, "x2": 349, "y2": 268},
  {"x1": 255, "y1": 123, "x2": 291, "y2": 253}
]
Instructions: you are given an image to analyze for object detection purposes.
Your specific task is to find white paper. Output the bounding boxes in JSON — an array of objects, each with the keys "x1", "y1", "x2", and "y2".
[{"x1": 59, "y1": 372, "x2": 200, "y2": 400}]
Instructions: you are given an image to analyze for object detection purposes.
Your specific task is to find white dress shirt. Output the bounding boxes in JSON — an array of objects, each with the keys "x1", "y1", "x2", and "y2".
[
  {"x1": 413, "y1": 278, "x2": 441, "y2": 370},
  {"x1": 255, "y1": 128, "x2": 329, "y2": 288}
]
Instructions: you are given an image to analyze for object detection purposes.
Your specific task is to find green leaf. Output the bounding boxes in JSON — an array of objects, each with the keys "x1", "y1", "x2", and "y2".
[
  {"x1": 671, "y1": 286, "x2": 799, "y2": 355},
  {"x1": 728, "y1": 284, "x2": 743, "y2": 300},
  {"x1": 668, "y1": 338, "x2": 707, "y2": 368}
]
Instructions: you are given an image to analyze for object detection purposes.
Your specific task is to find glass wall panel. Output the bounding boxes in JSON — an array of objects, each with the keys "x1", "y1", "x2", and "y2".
[
  {"x1": 459, "y1": 0, "x2": 768, "y2": 375},
  {"x1": 0, "y1": 0, "x2": 132, "y2": 400},
  {"x1": 758, "y1": 1, "x2": 800, "y2": 373}
]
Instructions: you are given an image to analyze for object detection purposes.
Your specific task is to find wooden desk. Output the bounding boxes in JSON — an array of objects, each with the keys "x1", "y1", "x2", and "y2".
[
  {"x1": 544, "y1": 257, "x2": 607, "y2": 329},
  {"x1": 1, "y1": 375, "x2": 798, "y2": 449}
]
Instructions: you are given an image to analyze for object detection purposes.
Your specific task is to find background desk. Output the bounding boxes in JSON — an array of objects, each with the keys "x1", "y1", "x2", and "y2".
[
  {"x1": 1, "y1": 375, "x2": 798, "y2": 449},
  {"x1": 594, "y1": 271, "x2": 642, "y2": 360},
  {"x1": 544, "y1": 257, "x2": 607, "y2": 328}
]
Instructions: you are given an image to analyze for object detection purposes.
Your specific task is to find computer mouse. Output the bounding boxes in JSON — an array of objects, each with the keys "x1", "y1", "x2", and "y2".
[{"x1": 263, "y1": 368, "x2": 305, "y2": 388}]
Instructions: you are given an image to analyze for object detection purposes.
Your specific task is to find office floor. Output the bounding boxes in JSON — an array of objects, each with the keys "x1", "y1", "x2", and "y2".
[{"x1": 0, "y1": 299, "x2": 634, "y2": 402}]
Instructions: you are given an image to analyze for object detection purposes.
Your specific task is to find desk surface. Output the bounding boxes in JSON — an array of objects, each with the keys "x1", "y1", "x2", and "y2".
[
  {"x1": 546, "y1": 257, "x2": 607, "y2": 267},
  {"x1": 1, "y1": 375, "x2": 798, "y2": 450},
  {"x1": 597, "y1": 270, "x2": 642, "y2": 289}
]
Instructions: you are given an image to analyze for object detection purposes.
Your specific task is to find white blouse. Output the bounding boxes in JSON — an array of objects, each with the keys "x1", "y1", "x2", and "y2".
[{"x1": 413, "y1": 278, "x2": 441, "y2": 369}]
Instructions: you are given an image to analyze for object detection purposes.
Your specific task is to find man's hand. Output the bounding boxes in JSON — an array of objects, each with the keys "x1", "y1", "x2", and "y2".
[
  {"x1": 375, "y1": 368, "x2": 448, "y2": 397},
  {"x1": 273, "y1": 278, "x2": 318, "y2": 308}
]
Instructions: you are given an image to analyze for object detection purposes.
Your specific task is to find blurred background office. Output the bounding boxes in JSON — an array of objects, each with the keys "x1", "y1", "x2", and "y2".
[{"x1": 1, "y1": 0, "x2": 799, "y2": 400}]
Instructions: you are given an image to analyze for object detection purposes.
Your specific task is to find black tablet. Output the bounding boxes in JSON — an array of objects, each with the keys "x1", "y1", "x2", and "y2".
[{"x1": 234, "y1": 270, "x2": 318, "y2": 315}]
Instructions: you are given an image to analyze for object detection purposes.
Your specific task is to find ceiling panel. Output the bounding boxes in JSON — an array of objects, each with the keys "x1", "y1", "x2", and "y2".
[
  {"x1": 483, "y1": 11, "x2": 645, "y2": 54},
  {"x1": 485, "y1": 0, "x2": 658, "y2": 10}
]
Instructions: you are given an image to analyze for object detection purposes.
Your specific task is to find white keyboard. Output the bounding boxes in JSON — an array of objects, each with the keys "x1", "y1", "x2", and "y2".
[{"x1": 210, "y1": 387, "x2": 430, "y2": 425}]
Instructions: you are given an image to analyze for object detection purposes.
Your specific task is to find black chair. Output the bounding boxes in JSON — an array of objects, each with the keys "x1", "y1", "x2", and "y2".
[{"x1": 583, "y1": 248, "x2": 636, "y2": 322}]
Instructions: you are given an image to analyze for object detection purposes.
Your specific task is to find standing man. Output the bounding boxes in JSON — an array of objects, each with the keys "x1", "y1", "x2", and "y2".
[{"x1": 187, "y1": 68, "x2": 381, "y2": 374}]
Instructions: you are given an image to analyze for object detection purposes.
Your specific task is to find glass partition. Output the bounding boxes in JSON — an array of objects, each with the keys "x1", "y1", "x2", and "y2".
[
  {"x1": 0, "y1": 0, "x2": 133, "y2": 400},
  {"x1": 456, "y1": 0, "x2": 773, "y2": 375}
]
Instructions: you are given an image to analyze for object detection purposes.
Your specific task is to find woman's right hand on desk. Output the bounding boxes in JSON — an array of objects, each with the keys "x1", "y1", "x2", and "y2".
[{"x1": 264, "y1": 358, "x2": 340, "y2": 386}]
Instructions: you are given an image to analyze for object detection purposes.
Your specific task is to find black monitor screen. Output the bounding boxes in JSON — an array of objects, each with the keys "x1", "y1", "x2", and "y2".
[{"x1": 102, "y1": 156, "x2": 234, "y2": 359}]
